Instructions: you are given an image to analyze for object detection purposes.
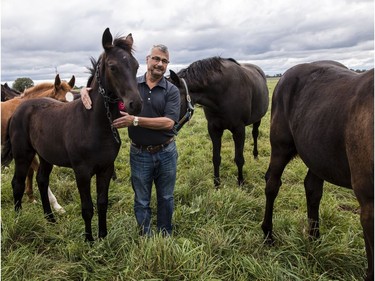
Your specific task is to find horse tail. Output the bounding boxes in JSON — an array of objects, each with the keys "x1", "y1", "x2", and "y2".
[{"x1": 1, "y1": 117, "x2": 13, "y2": 167}]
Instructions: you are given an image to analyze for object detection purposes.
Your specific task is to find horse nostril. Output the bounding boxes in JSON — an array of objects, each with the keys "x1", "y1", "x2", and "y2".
[{"x1": 127, "y1": 100, "x2": 143, "y2": 115}]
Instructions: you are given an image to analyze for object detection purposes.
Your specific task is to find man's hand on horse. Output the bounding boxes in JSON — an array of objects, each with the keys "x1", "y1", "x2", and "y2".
[{"x1": 80, "y1": 87, "x2": 92, "y2": 110}]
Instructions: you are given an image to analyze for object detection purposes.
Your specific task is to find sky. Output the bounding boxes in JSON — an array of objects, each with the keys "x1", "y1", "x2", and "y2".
[{"x1": 1, "y1": 0, "x2": 374, "y2": 87}]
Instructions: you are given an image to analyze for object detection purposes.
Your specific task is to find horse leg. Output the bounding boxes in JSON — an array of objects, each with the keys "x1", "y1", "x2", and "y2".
[
  {"x1": 352, "y1": 178, "x2": 374, "y2": 281},
  {"x1": 25, "y1": 156, "x2": 39, "y2": 203},
  {"x1": 261, "y1": 144, "x2": 296, "y2": 245},
  {"x1": 96, "y1": 164, "x2": 114, "y2": 239},
  {"x1": 36, "y1": 158, "x2": 55, "y2": 222},
  {"x1": 232, "y1": 126, "x2": 246, "y2": 186},
  {"x1": 304, "y1": 169, "x2": 324, "y2": 239},
  {"x1": 75, "y1": 170, "x2": 94, "y2": 241},
  {"x1": 12, "y1": 156, "x2": 35, "y2": 212},
  {"x1": 47, "y1": 187, "x2": 65, "y2": 214},
  {"x1": 25, "y1": 167, "x2": 36, "y2": 202},
  {"x1": 208, "y1": 124, "x2": 223, "y2": 188},
  {"x1": 252, "y1": 121, "x2": 261, "y2": 159}
]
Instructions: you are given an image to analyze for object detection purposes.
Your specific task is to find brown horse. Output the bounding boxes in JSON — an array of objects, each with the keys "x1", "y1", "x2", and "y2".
[
  {"x1": 1, "y1": 74, "x2": 75, "y2": 212},
  {"x1": 169, "y1": 57, "x2": 269, "y2": 187},
  {"x1": 1, "y1": 83, "x2": 21, "y2": 101},
  {"x1": 261, "y1": 61, "x2": 374, "y2": 281},
  {"x1": 2, "y1": 28, "x2": 142, "y2": 241}
]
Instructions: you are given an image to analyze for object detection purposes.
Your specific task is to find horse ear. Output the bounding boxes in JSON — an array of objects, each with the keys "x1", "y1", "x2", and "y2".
[
  {"x1": 169, "y1": 70, "x2": 180, "y2": 87},
  {"x1": 125, "y1": 33, "x2": 134, "y2": 48},
  {"x1": 69, "y1": 75, "x2": 75, "y2": 88},
  {"x1": 54, "y1": 74, "x2": 61, "y2": 87},
  {"x1": 102, "y1": 27, "x2": 113, "y2": 50}
]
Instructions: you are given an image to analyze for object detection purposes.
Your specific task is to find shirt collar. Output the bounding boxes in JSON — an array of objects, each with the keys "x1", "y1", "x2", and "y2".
[{"x1": 138, "y1": 73, "x2": 167, "y2": 89}]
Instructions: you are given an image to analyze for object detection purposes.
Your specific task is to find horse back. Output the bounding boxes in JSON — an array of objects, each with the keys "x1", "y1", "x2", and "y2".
[
  {"x1": 271, "y1": 61, "x2": 374, "y2": 187},
  {"x1": 218, "y1": 61, "x2": 269, "y2": 125}
]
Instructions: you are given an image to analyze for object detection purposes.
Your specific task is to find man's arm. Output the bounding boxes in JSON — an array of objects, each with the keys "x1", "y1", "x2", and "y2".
[{"x1": 112, "y1": 112, "x2": 174, "y2": 130}]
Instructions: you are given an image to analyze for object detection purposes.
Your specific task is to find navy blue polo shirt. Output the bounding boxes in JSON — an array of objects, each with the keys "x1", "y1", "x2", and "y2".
[{"x1": 128, "y1": 74, "x2": 180, "y2": 146}]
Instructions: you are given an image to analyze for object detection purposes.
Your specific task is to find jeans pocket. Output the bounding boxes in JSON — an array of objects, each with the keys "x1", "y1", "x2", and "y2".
[{"x1": 130, "y1": 145, "x2": 142, "y2": 155}]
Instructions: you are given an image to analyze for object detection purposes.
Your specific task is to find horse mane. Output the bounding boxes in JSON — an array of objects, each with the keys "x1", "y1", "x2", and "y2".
[
  {"x1": 178, "y1": 57, "x2": 239, "y2": 87},
  {"x1": 21, "y1": 83, "x2": 54, "y2": 98}
]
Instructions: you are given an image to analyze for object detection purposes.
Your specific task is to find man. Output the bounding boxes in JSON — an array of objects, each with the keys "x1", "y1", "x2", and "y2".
[{"x1": 81, "y1": 44, "x2": 180, "y2": 236}]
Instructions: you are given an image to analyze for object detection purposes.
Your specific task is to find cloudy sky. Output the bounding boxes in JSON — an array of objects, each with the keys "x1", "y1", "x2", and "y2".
[{"x1": 1, "y1": 0, "x2": 374, "y2": 87}]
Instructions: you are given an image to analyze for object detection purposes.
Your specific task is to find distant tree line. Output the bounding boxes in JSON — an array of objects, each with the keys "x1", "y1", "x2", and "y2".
[{"x1": 12, "y1": 77, "x2": 34, "y2": 92}]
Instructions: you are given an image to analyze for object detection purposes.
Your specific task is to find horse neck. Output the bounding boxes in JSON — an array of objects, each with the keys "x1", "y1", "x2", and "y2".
[
  {"x1": 183, "y1": 78, "x2": 220, "y2": 111},
  {"x1": 90, "y1": 83, "x2": 120, "y2": 124},
  {"x1": 22, "y1": 84, "x2": 54, "y2": 99}
]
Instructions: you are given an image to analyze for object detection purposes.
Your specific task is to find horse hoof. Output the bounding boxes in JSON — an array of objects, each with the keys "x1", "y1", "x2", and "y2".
[{"x1": 54, "y1": 206, "x2": 66, "y2": 214}]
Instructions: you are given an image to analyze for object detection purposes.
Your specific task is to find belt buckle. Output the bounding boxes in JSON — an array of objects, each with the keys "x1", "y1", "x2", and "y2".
[{"x1": 146, "y1": 145, "x2": 154, "y2": 153}]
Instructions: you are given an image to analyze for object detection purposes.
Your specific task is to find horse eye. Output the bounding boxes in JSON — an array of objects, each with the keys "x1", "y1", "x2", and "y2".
[{"x1": 108, "y1": 63, "x2": 117, "y2": 72}]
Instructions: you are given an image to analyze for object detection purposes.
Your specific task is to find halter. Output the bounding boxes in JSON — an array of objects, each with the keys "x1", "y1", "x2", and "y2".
[
  {"x1": 95, "y1": 62, "x2": 121, "y2": 143},
  {"x1": 174, "y1": 77, "x2": 195, "y2": 133}
]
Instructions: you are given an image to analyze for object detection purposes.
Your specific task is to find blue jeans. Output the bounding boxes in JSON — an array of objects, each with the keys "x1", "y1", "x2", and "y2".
[{"x1": 130, "y1": 141, "x2": 178, "y2": 236}]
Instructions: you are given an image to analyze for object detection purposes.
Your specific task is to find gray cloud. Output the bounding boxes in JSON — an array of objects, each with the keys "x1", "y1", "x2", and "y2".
[{"x1": 1, "y1": 0, "x2": 373, "y2": 87}]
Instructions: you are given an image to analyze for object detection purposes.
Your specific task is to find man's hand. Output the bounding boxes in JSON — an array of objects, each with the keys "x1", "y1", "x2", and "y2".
[
  {"x1": 81, "y1": 87, "x2": 92, "y2": 110},
  {"x1": 112, "y1": 111, "x2": 135, "y2": 128}
]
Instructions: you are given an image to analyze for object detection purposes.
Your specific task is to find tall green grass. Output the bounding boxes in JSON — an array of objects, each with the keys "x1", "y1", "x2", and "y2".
[{"x1": 1, "y1": 78, "x2": 366, "y2": 280}]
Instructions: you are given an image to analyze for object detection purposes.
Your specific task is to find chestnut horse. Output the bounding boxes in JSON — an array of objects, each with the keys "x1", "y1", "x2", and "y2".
[
  {"x1": 1, "y1": 74, "x2": 75, "y2": 213},
  {"x1": 169, "y1": 57, "x2": 269, "y2": 187},
  {"x1": 2, "y1": 28, "x2": 142, "y2": 241},
  {"x1": 261, "y1": 61, "x2": 373, "y2": 281}
]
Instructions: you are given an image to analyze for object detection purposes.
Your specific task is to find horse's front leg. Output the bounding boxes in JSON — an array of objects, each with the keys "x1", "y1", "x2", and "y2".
[
  {"x1": 304, "y1": 169, "x2": 323, "y2": 239},
  {"x1": 75, "y1": 170, "x2": 94, "y2": 242},
  {"x1": 36, "y1": 158, "x2": 55, "y2": 222},
  {"x1": 96, "y1": 164, "x2": 114, "y2": 239},
  {"x1": 208, "y1": 124, "x2": 223, "y2": 188},
  {"x1": 232, "y1": 126, "x2": 246, "y2": 186},
  {"x1": 252, "y1": 121, "x2": 261, "y2": 159}
]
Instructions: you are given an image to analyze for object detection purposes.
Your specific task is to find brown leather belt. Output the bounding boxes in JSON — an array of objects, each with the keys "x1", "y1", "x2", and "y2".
[{"x1": 131, "y1": 138, "x2": 174, "y2": 154}]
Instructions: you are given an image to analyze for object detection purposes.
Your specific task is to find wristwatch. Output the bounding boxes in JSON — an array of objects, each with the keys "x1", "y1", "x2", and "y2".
[{"x1": 133, "y1": 116, "x2": 139, "y2": 126}]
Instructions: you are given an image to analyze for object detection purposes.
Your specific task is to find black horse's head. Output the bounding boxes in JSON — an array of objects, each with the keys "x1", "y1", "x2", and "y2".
[{"x1": 97, "y1": 28, "x2": 142, "y2": 115}]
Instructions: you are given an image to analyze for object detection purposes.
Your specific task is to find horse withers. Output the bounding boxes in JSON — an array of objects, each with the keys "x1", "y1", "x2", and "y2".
[
  {"x1": 2, "y1": 28, "x2": 142, "y2": 241},
  {"x1": 261, "y1": 61, "x2": 374, "y2": 281},
  {"x1": 169, "y1": 57, "x2": 269, "y2": 187}
]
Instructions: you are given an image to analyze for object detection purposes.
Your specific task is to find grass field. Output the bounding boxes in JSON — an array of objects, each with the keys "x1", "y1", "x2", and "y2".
[{"x1": 1, "y1": 78, "x2": 367, "y2": 280}]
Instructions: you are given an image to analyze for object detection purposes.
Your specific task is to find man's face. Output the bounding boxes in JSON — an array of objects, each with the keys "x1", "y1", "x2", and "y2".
[{"x1": 146, "y1": 48, "x2": 170, "y2": 79}]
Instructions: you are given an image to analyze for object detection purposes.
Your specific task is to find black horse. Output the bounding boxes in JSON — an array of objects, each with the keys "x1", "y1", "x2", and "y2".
[
  {"x1": 261, "y1": 61, "x2": 374, "y2": 281},
  {"x1": 1, "y1": 83, "x2": 21, "y2": 101},
  {"x1": 169, "y1": 57, "x2": 269, "y2": 187},
  {"x1": 2, "y1": 28, "x2": 143, "y2": 241}
]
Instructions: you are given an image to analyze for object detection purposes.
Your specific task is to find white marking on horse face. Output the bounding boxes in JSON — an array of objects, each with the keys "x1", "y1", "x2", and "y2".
[{"x1": 65, "y1": 92, "x2": 74, "y2": 102}]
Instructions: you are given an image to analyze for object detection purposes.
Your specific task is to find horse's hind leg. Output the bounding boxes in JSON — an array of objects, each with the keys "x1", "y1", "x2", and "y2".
[
  {"x1": 304, "y1": 169, "x2": 323, "y2": 239},
  {"x1": 12, "y1": 156, "x2": 35, "y2": 211},
  {"x1": 252, "y1": 121, "x2": 261, "y2": 159},
  {"x1": 261, "y1": 141, "x2": 296, "y2": 244},
  {"x1": 36, "y1": 158, "x2": 55, "y2": 222},
  {"x1": 352, "y1": 177, "x2": 374, "y2": 281},
  {"x1": 25, "y1": 156, "x2": 39, "y2": 203},
  {"x1": 232, "y1": 126, "x2": 246, "y2": 186}
]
